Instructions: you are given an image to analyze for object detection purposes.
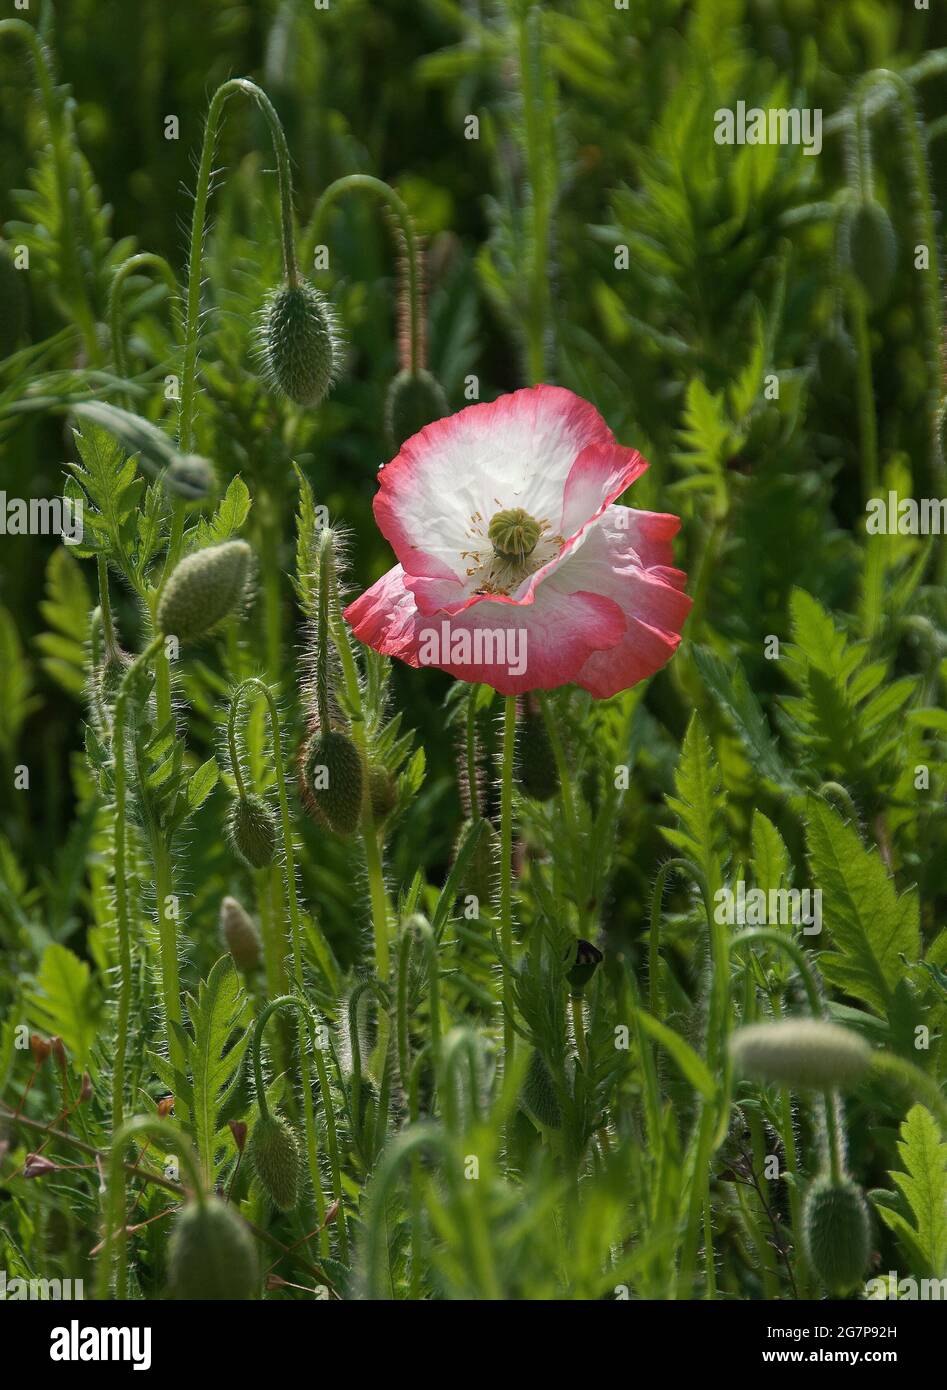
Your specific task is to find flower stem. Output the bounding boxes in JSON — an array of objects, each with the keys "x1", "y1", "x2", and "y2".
[
  {"x1": 303, "y1": 173, "x2": 422, "y2": 372},
  {"x1": 499, "y1": 695, "x2": 517, "y2": 1070},
  {"x1": 108, "y1": 634, "x2": 164, "y2": 1296},
  {"x1": 108, "y1": 252, "x2": 181, "y2": 399},
  {"x1": 516, "y1": 1, "x2": 553, "y2": 385},
  {"x1": 178, "y1": 77, "x2": 298, "y2": 454}
]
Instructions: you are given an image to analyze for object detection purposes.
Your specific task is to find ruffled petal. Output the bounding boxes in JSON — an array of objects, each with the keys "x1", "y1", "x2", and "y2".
[
  {"x1": 373, "y1": 384, "x2": 623, "y2": 582},
  {"x1": 547, "y1": 508, "x2": 691, "y2": 698},
  {"x1": 344, "y1": 562, "x2": 627, "y2": 696}
]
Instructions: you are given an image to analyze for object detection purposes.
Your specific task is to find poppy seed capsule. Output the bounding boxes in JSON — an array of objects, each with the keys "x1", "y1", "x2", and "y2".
[
  {"x1": 385, "y1": 367, "x2": 448, "y2": 452},
  {"x1": 228, "y1": 794, "x2": 278, "y2": 870},
  {"x1": 730, "y1": 1019, "x2": 871, "y2": 1091},
  {"x1": 248, "y1": 1113, "x2": 300, "y2": 1211},
  {"x1": 521, "y1": 1049, "x2": 562, "y2": 1130},
  {"x1": 802, "y1": 1175, "x2": 870, "y2": 1294},
  {"x1": 219, "y1": 895, "x2": 262, "y2": 973},
  {"x1": 303, "y1": 729, "x2": 363, "y2": 836},
  {"x1": 261, "y1": 277, "x2": 338, "y2": 406},
  {"x1": 157, "y1": 541, "x2": 251, "y2": 642},
  {"x1": 167, "y1": 1197, "x2": 257, "y2": 1300}
]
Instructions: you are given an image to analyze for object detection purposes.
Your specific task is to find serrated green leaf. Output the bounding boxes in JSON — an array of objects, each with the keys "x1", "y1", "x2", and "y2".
[
  {"x1": 805, "y1": 799, "x2": 920, "y2": 1015},
  {"x1": 878, "y1": 1106, "x2": 947, "y2": 1279}
]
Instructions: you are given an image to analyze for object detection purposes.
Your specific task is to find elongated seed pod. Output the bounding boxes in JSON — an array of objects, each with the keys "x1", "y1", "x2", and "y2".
[
  {"x1": 302, "y1": 728, "x2": 363, "y2": 835},
  {"x1": 248, "y1": 1113, "x2": 300, "y2": 1211}
]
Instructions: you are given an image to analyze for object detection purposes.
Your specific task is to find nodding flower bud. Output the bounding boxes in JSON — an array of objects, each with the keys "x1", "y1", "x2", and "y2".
[
  {"x1": 164, "y1": 454, "x2": 214, "y2": 501},
  {"x1": 802, "y1": 1174, "x2": 870, "y2": 1294},
  {"x1": 302, "y1": 728, "x2": 364, "y2": 836},
  {"x1": 157, "y1": 541, "x2": 251, "y2": 643},
  {"x1": 50, "y1": 1037, "x2": 67, "y2": 1071},
  {"x1": 521, "y1": 1049, "x2": 562, "y2": 1131},
  {"x1": 219, "y1": 896, "x2": 262, "y2": 973},
  {"x1": 167, "y1": 1197, "x2": 257, "y2": 1300},
  {"x1": 385, "y1": 367, "x2": 448, "y2": 452},
  {"x1": 368, "y1": 762, "x2": 398, "y2": 824},
  {"x1": 566, "y1": 939, "x2": 604, "y2": 994},
  {"x1": 30, "y1": 1034, "x2": 51, "y2": 1065},
  {"x1": 260, "y1": 277, "x2": 339, "y2": 407},
  {"x1": 227, "y1": 794, "x2": 278, "y2": 870},
  {"x1": 229, "y1": 1119, "x2": 248, "y2": 1154},
  {"x1": 843, "y1": 200, "x2": 897, "y2": 307},
  {"x1": 515, "y1": 697, "x2": 559, "y2": 801},
  {"x1": 157, "y1": 1095, "x2": 175, "y2": 1118},
  {"x1": 730, "y1": 1019, "x2": 871, "y2": 1091},
  {"x1": 248, "y1": 1113, "x2": 300, "y2": 1212}
]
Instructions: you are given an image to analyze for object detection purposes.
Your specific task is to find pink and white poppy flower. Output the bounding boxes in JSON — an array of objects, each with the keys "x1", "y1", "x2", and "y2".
[{"x1": 344, "y1": 385, "x2": 690, "y2": 697}]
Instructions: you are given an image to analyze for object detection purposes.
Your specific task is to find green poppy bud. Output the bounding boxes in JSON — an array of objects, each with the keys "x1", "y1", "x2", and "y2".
[
  {"x1": 730, "y1": 1019, "x2": 871, "y2": 1091},
  {"x1": 385, "y1": 367, "x2": 448, "y2": 452},
  {"x1": 521, "y1": 1049, "x2": 561, "y2": 1130},
  {"x1": 227, "y1": 794, "x2": 278, "y2": 870},
  {"x1": 802, "y1": 1174, "x2": 870, "y2": 1294},
  {"x1": 157, "y1": 541, "x2": 251, "y2": 643},
  {"x1": 219, "y1": 895, "x2": 261, "y2": 973},
  {"x1": 566, "y1": 939, "x2": 603, "y2": 993},
  {"x1": 260, "y1": 277, "x2": 339, "y2": 407},
  {"x1": 248, "y1": 1113, "x2": 300, "y2": 1212},
  {"x1": 167, "y1": 1197, "x2": 257, "y2": 1300},
  {"x1": 302, "y1": 728, "x2": 363, "y2": 836}
]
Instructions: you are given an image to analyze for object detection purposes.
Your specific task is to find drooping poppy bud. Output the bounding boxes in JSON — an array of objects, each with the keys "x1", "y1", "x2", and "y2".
[
  {"x1": 227, "y1": 794, "x2": 278, "y2": 870},
  {"x1": 219, "y1": 895, "x2": 262, "y2": 973},
  {"x1": 302, "y1": 728, "x2": 363, "y2": 836},
  {"x1": 802, "y1": 1174, "x2": 871, "y2": 1294},
  {"x1": 385, "y1": 367, "x2": 448, "y2": 452},
  {"x1": 730, "y1": 1019, "x2": 871, "y2": 1091},
  {"x1": 248, "y1": 1113, "x2": 300, "y2": 1212},
  {"x1": 167, "y1": 1197, "x2": 257, "y2": 1300},
  {"x1": 260, "y1": 278, "x2": 339, "y2": 407}
]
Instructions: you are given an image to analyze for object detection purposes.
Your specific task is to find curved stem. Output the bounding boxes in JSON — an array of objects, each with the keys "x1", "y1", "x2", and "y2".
[
  {"x1": 100, "y1": 1106, "x2": 203, "y2": 1300},
  {"x1": 178, "y1": 78, "x2": 298, "y2": 454},
  {"x1": 304, "y1": 173, "x2": 421, "y2": 372},
  {"x1": 729, "y1": 928, "x2": 825, "y2": 1018},
  {"x1": 109, "y1": 252, "x2": 181, "y2": 392},
  {"x1": 250, "y1": 993, "x2": 325, "y2": 1228},
  {"x1": 871, "y1": 1052, "x2": 947, "y2": 1134}
]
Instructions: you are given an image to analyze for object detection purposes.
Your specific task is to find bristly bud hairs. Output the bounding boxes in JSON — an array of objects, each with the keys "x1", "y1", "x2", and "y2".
[
  {"x1": 260, "y1": 276, "x2": 340, "y2": 407},
  {"x1": 157, "y1": 540, "x2": 252, "y2": 643},
  {"x1": 300, "y1": 525, "x2": 364, "y2": 835},
  {"x1": 729, "y1": 1018, "x2": 871, "y2": 1091},
  {"x1": 248, "y1": 998, "x2": 304, "y2": 1211}
]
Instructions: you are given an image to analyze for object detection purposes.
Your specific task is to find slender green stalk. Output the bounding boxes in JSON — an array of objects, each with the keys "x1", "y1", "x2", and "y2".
[
  {"x1": 230, "y1": 683, "x2": 333, "y2": 1235},
  {"x1": 178, "y1": 78, "x2": 298, "y2": 454},
  {"x1": 516, "y1": 1, "x2": 553, "y2": 384},
  {"x1": 466, "y1": 685, "x2": 481, "y2": 819},
  {"x1": 538, "y1": 692, "x2": 578, "y2": 840},
  {"x1": 303, "y1": 173, "x2": 422, "y2": 372},
  {"x1": 848, "y1": 282, "x2": 878, "y2": 502},
  {"x1": 107, "y1": 634, "x2": 164, "y2": 1296},
  {"x1": 327, "y1": 590, "x2": 392, "y2": 981},
  {"x1": 499, "y1": 696, "x2": 517, "y2": 1070}
]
